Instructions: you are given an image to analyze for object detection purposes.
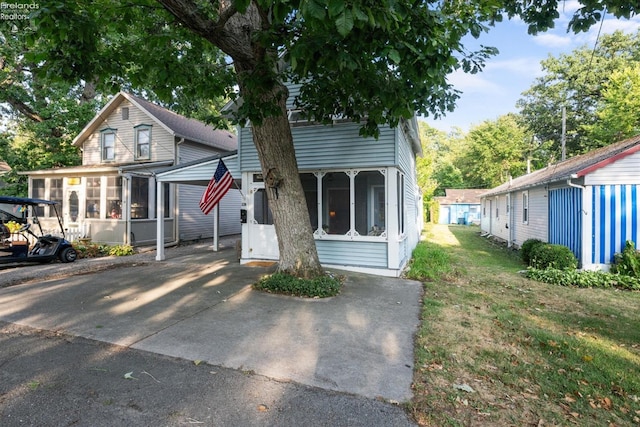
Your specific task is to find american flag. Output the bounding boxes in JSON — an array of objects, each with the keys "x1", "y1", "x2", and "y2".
[{"x1": 199, "y1": 160, "x2": 233, "y2": 215}]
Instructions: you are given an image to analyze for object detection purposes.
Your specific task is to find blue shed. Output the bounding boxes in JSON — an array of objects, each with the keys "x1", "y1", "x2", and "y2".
[
  {"x1": 480, "y1": 134, "x2": 640, "y2": 270},
  {"x1": 435, "y1": 189, "x2": 484, "y2": 225}
]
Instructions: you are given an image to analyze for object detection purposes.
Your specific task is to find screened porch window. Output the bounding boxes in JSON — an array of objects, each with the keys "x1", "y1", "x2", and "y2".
[
  {"x1": 318, "y1": 170, "x2": 386, "y2": 237},
  {"x1": 355, "y1": 171, "x2": 385, "y2": 235},
  {"x1": 32, "y1": 179, "x2": 45, "y2": 217},
  {"x1": 107, "y1": 176, "x2": 122, "y2": 219},
  {"x1": 49, "y1": 178, "x2": 63, "y2": 217},
  {"x1": 252, "y1": 169, "x2": 388, "y2": 239},
  {"x1": 322, "y1": 172, "x2": 350, "y2": 234},
  {"x1": 86, "y1": 177, "x2": 101, "y2": 218},
  {"x1": 131, "y1": 176, "x2": 149, "y2": 219}
]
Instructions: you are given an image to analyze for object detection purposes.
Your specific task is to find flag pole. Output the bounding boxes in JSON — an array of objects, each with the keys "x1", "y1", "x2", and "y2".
[{"x1": 212, "y1": 204, "x2": 219, "y2": 252}]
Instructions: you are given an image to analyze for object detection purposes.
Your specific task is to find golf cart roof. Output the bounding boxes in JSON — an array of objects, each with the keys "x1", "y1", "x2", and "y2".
[{"x1": 0, "y1": 196, "x2": 58, "y2": 206}]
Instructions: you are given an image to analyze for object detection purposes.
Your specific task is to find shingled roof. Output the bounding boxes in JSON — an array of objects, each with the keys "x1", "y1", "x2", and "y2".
[
  {"x1": 435, "y1": 189, "x2": 485, "y2": 204},
  {"x1": 483, "y1": 133, "x2": 640, "y2": 197},
  {"x1": 73, "y1": 92, "x2": 236, "y2": 152}
]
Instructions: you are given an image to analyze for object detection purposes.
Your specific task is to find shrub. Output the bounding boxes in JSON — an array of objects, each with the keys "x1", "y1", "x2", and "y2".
[
  {"x1": 73, "y1": 242, "x2": 109, "y2": 259},
  {"x1": 529, "y1": 243, "x2": 577, "y2": 270},
  {"x1": 525, "y1": 267, "x2": 640, "y2": 291},
  {"x1": 520, "y1": 238, "x2": 544, "y2": 265},
  {"x1": 108, "y1": 244, "x2": 135, "y2": 256},
  {"x1": 253, "y1": 272, "x2": 342, "y2": 298},
  {"x1": 610, "y1": 240, "x2": 640, "y2": 278}
]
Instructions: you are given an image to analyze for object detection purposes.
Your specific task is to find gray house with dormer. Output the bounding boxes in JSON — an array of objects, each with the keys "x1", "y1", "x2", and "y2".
[{"x1": 24, "y1": 92, "x2": 241, "y2": 246}]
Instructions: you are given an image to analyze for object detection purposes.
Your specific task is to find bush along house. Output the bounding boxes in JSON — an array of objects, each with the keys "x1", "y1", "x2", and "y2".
[
  {"x1": 155, "y1": 83, "x2": 424, "y2": 276},
  {"x1": 23, "y1": 92, "x2": 241, "y2": 246},
  {"x1": 480, "y1": 133, "x2": 640, "y2": 270}
]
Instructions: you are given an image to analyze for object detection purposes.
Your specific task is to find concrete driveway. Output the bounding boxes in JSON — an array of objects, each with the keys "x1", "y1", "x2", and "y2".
[{"x1": 0, "y1": 245, "x2": 423, "y2": 403}]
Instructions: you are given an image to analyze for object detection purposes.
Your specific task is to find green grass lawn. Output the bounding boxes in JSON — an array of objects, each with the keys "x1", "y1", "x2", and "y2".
[{"x1": 407, "y1": 224, "x2": 640, "y2": 426}]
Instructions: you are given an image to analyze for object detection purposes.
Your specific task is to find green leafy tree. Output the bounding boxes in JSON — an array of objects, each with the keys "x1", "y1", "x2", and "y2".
[
  {"x1": 0, "y1": 28, "x2": 100, "y2": 194},
  {"x1": 21, "y1": 0, "x2": 640, "y2": 278},
  {"x1": 456, "y1": 114, "x2": 530, "y2": 188},
  {"x1": 518, "y1": 30, "x2": 640, "y2": 157},
  {"x1": 582, "y1": 64, "x2": 640, "y2": 144}
]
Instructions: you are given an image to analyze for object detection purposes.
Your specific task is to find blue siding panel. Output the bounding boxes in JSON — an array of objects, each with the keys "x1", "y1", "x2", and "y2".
[
  {"x1": 591, "y1": 184, "x2": 640, "y2": 264},
  {"x1": 316, "y1": 240, "x2": 388, "y2": 268},
  {"x1": 548, "y1": 187, "x2": 582, "y2": 261},
  {"x1": 239, "y1": 123, "x2": 397, "y2": 171}
]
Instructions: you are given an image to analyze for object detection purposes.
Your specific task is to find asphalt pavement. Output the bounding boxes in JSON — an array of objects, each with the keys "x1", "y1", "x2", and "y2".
[{"x1": 0, "y1": 242, "x2": 422, "y2": 426}]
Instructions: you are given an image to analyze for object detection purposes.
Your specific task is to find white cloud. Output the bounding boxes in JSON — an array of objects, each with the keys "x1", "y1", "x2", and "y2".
[
  {"x1": 447, "y1": 70, "x2": 503, "y2": 95},
  {"x1": 532, "y1": 33, "x2": 573, "y2": 49}
]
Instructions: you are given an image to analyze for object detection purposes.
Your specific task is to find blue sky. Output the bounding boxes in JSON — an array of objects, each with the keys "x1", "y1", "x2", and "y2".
[{"x1": 422, "y1": 2, "x2": 640, "y2": 133}]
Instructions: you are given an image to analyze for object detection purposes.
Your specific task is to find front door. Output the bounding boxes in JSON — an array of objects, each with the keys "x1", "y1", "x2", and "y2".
[{"x1": 248, "y1": 182, "x2": 278, "y2": 259}]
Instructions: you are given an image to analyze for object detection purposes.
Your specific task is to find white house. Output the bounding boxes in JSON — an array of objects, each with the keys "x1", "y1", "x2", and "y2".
[{"x1": 24, "y1": 92, "x2": 241, "y2": 246}]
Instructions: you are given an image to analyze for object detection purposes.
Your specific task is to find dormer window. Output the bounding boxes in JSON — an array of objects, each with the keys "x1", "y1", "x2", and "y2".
[
  {"x1": 135, "y1": 125, "x2": 151, "y2": 160},
  {"x1": 101, "y1": 129, "x2": 116, "y2": 162},
  {"x1": 122, "y1": 107, "x2": 129, "y2": 120}
]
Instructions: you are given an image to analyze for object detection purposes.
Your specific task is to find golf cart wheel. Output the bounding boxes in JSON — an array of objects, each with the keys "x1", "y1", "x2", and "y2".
[{"x1": 59, "y1": 247, "x2": 77, "y2": 263}]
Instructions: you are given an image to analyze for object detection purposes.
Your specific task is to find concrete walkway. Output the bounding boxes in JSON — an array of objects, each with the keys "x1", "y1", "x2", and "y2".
[{"x1": 0, "y1": 245, "x2": 423, "y2": 402}]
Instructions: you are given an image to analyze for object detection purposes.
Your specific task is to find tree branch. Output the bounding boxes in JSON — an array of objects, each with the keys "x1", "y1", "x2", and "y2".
[
  {"x1": 5, "y1": 96, "x2": 45, "y2": 123},
  {"x1": 156, "y1": 0, "x2": 255, "y2": 64}
]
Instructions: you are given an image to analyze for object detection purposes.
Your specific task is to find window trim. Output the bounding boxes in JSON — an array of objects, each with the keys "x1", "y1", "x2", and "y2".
[
  {"x1": 101, "y1": 128, "x2": 117, "y2": 162},
  {"x1": 134, "y1": 124, "x2": 152, "y2": 160}
]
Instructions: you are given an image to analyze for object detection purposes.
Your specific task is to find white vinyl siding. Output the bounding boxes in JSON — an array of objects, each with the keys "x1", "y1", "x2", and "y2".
[
  {"x1": 584, "y1": 151, "x2": 640, "y2": 185},
  {"x1": 82, "y1": 100, "x2": 175, "y2": 165},
  {"x1": 513, "y1": 186, "x2": 548, "y2": 247},
  {"x1": 178, "y1": 184, "x2": 241, "y2": 241}
]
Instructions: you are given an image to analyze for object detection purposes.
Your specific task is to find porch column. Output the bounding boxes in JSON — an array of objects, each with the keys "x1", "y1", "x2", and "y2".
[
  {"x1": 387, "y1": 168, "x2": 400, "y2": 269},
  {"x1": 156, "y1": 180, "x2": 165, "y2": 261}
]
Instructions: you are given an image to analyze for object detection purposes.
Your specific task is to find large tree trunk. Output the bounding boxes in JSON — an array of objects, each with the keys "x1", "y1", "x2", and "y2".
[
  {"x1": 158, "y1": 0, "x2": 325, "y2": 277},
  {"x1": 245, "y1": 81, "x2": 324, "y2": 278}
]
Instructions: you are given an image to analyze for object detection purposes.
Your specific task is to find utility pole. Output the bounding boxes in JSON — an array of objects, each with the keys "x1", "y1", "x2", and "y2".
[{"x1": 561, "y1": 106, "x2": 566, "y2": 161}]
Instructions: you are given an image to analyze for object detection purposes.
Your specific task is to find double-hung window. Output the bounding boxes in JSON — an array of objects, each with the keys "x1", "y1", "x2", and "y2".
[
  {"x1": 101, "y1": 129, "x2": 116, "y2": 161},
  {"x1": 522, "y1": 191, "x2": 529, "y2": 223},
  {"x1": 135, "y1": 125, "x2": 151, "y2": 160}
]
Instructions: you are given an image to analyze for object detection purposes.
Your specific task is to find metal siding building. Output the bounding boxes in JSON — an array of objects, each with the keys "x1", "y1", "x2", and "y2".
[
  {"x1": 548, "y1": 187, "x2": 582, "y2": 260},
  {"x1": 481, "y1": 134, "x2": 640, "y2": 270}
]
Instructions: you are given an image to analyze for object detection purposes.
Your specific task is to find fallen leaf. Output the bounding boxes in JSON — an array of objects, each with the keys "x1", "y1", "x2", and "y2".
[
  {"x1": 123, "y1": 372, "x2": 137, "y2": 380},
  {"x1": 570, "y1": 412, "x2": 580, "y2": 418},
  {"x1": 257, "y1": 404, "x2": 269, "y2": 412},
  {"x1": 582, "y1": 355, "x2": 593, "y2": 362},
  {"x1": 564, "y1": 395, "x2": 576, "y2": 403},
  {"x1": 194, "y1": 360, "x2": 202, "y2": 366},
  {"x1": 453, "y1": 383, "x2": 475, "y2": 393}
]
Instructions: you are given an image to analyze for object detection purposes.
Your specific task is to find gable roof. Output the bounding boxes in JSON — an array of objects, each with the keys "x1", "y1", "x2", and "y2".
[
  {"x1": 435, "y1": 189, "x2": 485, "y2": 205},
  {"x1": 483, "y1": 133, "x2": 640, "y2": 197},
  {"x1": 73, "y1": 92, "x2": 236, "y2": 151}
]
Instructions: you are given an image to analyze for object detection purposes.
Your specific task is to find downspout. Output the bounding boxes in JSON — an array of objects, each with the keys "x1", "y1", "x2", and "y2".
[{"x1": 567, "y1": 174, "x2": 585, "y2": 189}]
